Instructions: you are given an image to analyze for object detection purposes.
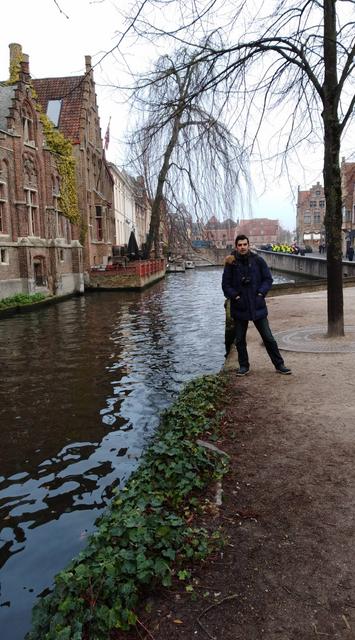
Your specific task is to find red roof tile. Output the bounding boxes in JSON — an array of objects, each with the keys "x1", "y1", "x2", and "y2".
[{"x1": 32, "y1": 76, "x2": 85, "y2": 142}]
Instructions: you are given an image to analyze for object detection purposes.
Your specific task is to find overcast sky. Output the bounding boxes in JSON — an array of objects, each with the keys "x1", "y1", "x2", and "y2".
[{"x1": 2, "y1": 0, "x2": 351, "y2": 232}]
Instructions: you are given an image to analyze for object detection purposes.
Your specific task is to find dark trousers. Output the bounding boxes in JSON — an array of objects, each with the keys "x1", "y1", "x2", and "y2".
[{"x1": 235, "y1": 317, "x2": 284, "y2": 369}]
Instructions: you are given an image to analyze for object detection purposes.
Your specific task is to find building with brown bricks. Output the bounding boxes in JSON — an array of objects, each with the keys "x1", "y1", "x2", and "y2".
[
  {"x1": 341, "y1": 159, "x2": 355, "y2": 253},
  {"x1": 203, "y1": 216, "x2": 280, "y2": 248},
  {"x1": 296, "y1": 165, "x2": 355, "y2": 254},
  {"x1": 32, "y1": 54, "x2": 114, "y2": 272},
  {"x1": 0, "y1": 44, "x2": 84, "y2": 300},
  {"x1": 296, "y1": 181, "x2": 325, "y2": 249}
]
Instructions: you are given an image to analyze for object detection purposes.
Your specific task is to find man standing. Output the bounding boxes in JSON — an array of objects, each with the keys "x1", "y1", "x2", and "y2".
[{"x1": 222, "y1": 234, "x2": 292, "y2": 376}]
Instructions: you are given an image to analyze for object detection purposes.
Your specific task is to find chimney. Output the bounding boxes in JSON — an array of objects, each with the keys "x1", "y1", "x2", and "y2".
[
  {"x1": 85, "y1": 55, "x2": 92, "y2": 73},
  {"x1": 9, "y1": 43, "x2": 23, "y2": 83},
  {"x1": 20, "y1": 54, "x2": 30, "y2": 83}
]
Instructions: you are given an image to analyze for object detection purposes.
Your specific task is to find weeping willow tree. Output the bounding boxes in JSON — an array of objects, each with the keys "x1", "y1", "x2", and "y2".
[
  {"x1": 124, "y1": 0, "x2": 355, "y2": 335},
  {"x1": 128, "y1": 45, "x2": 250, "y2": 257}
]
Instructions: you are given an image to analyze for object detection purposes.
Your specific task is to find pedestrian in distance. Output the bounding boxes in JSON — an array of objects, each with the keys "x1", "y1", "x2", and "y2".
[
  {"x1": 347, "y1": 246, "x2": 354, "y2": 261},
  {"x1": 222, "y1": 234, "x2": 292, "y2": 377}
]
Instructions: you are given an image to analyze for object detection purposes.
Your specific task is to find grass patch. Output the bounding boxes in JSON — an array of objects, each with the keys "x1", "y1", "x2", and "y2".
[
  {"x1": 0, "y1": 292, "x2": 47, "y2": 310},
  {"x1": 27, "y1": 373, "x2": 228, "y2": 640}
]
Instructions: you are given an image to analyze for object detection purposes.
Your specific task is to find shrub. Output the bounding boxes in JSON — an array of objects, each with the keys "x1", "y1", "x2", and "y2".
[
  {"x1": 27, "y1": 374, "x2": 228, "y2": 639},
  {"x1": 0, "y1": 292, "x2": 47, "y2": 310}
]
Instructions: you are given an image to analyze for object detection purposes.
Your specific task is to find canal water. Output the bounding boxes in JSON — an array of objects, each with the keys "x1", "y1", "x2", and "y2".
[{"x1": 0, "y1": 267, "x2": 292, "y2": 639}]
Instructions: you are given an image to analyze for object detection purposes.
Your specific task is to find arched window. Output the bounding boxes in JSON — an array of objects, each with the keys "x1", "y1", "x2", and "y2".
[
  {"x1": 22, "y1": 103, "x2": 35, "y2": 145},
  {"x1": 33, "y1": 255, "x2": 46, "y2": 286}
]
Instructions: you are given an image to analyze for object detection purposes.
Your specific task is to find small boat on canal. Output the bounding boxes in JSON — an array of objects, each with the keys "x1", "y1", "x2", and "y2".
[
  {"x1": 185, "y1": 260, "x2": 195, "y2": 269},
  {"x1": 166, "y1": 260, "x2": 186, "y2": 273}
]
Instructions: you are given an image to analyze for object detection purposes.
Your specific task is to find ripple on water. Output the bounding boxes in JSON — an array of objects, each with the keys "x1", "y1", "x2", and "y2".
[{"x1": 0, "y1": 267, "x2": 244, "y2": 638}]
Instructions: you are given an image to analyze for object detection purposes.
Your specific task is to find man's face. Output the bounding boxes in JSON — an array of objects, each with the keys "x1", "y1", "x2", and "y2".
[{"x1": 236, "y1": 239, "x2": 249, "y2": 256}]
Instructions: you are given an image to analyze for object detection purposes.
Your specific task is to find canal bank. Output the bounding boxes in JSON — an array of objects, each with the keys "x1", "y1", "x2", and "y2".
[
  {"x1": 0, "y1": 267, "x2": 227, "y2": 639},
  {"x1": 2, "y1": 270, "x2": 355, "y2": 638},
  {"x1": 109, "y1": 285, "x2": 355, "y2": 639},
  {"x1": 25, "y1": 285, "x2": 355, "y2": 639},
  {"x1": 258, "y1": 247, "x2": 355, "y2": 279}
]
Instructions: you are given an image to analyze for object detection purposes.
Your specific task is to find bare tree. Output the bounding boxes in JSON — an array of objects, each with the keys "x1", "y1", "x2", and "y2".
[
  {"x1": 125, "y1": 0, "x2": 355, "y2": 336},
  {"x1": 128, "y1": 45, "x2": 250, "y2": 257}
]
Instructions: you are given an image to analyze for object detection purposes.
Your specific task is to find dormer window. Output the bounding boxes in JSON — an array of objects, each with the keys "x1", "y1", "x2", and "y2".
[{"x1": 46, "y1": 100, "x2": 62, "y2": 127}]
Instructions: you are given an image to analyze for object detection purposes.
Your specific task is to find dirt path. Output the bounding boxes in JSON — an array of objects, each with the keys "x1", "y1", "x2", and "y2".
[{"x1": 117, "y1": 288, "x2": 355, "y2": 640}]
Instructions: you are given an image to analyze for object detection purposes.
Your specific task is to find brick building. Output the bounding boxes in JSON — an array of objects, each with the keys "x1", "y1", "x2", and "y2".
[
  {"x1": 204, "y1": 216, "x2": 238, "y2": 248},
  {"x1": 203, "y1": 216, "x2": 279, "y2": 248},
  {"x1": 235, "y1": 218, "x2": 280, "y2": 246},
  {"x1": 32, "y1": 54, "x2": 114, "y2": 271},
  {"x1": 0, "y1": 44, "x2": 83, "y2": 300},
  {"x1": 296, "y1": 166, "x2": 355, "y2": 253},
  {"x1": 296, "y1": 181, "x2": 325, "y2": 249},
  {"x1": 341, "y1": 159, "x2": 355, "y2": 252}
]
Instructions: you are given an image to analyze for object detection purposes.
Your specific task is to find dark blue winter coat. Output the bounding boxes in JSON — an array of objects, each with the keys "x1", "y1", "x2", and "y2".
[{"x1": 222, "y1": 252, "x2": 273, "y2": 321}]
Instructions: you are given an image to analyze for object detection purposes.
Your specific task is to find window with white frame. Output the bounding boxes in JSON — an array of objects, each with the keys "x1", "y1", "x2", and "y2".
[
  {"x1": 25, "y1": 188, "x2": 39, "y2": 236},
  {"x1": 304, "y1": 213, "x2": 311, "y2": 224},
  {"x1": 46, "y1": 100, "x2": 62, "y2": 127},
  {"x1": 314, "y1": 213, "x2": 321, "y2": 224},
  {"x1": 344, "y1": 209, "x2": 351, "y2": 222},
  {"x1": 0, "y1": 182, "x2": 7, "y2": 233},
  {"x1": 96, "y1": 205, "x2": 104, "y2": 241}
]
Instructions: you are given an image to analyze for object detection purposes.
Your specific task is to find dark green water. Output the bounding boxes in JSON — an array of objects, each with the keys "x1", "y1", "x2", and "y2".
[{"x1": 0, "y1": 267, "x2": 293, "y2": 639}]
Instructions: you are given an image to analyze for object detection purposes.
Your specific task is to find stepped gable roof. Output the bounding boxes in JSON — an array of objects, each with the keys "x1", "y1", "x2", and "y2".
[
  {"x1": 206, "y1": 216, "x2": 238, "y2": 230},
  {"x1": 32, "y1": 76, "x2": 85, "y2": 143},
  {"x1": 205, "y1": 215, "x2": 220, "y2": 229},
  {"x1": 0, "y1": 84, "x2": 15, "y2": 131},
  {"x1": 223, "y1": 218, "x2": 238, "y2": 227}
]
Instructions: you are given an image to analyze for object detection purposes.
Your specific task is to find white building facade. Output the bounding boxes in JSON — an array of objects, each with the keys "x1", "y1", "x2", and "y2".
[
  {"x1": 108, "y1": 164, "x2": 151, "y2": 252},
  {"x1": 109, "y1": 164, "x2": 136, "y2": 248}
]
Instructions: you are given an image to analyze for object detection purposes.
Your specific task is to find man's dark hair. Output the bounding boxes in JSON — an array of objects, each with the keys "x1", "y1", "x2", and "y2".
[{"x1": 235, "y1": 234, "x2": 249, "y2": 245}]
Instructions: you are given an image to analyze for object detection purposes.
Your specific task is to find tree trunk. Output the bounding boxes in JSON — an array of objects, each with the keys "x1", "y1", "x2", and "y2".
[
  {"x1": 145, "y1": 115, "x2": 181, "y2": 258},
  {"x1": 322, "y1": 0, "x2": 344, "y2": 337}
]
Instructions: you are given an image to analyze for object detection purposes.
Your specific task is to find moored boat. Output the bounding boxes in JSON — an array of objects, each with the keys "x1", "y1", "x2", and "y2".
[{"x1": 166, "y1": 260, "x2": 186, "y2": 273}]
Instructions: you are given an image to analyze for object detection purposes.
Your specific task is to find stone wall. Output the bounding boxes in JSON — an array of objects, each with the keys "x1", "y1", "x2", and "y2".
[{"x1": 257, "y1": 250, "x2": 355, "y2": 279}]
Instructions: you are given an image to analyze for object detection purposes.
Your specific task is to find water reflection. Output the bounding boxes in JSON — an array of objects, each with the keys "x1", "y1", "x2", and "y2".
[
  {"x1": 0, "y1": 268, "x2": 227, "y2": 639},
  {"x1": 0, "y1": 267, "x2": 296, "y2": 638}
]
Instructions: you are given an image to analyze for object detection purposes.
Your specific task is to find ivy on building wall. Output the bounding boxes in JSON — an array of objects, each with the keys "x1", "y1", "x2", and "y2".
[
  {"x1": 39, "y1": 112, "x2": 80, "y2": 226},
  {"x1": 4, "y1": 50, "x2": 83, "y2": 234},
  {"x1": 6, "y1": 44, "x2": 23, "y2": 84}
]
